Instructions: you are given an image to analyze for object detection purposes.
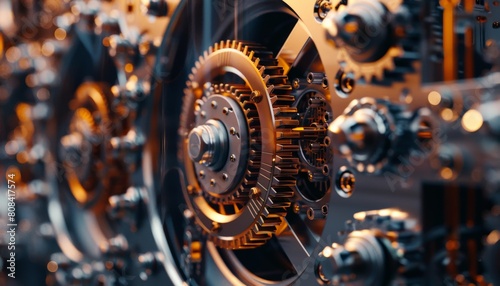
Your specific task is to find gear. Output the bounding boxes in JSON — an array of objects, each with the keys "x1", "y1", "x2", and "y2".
[
  {"x1": 323, "y1": 0, "x2": 412, "y2": 82},
  {"x1": 180, "y1": 40, "x2": 300, "y2": 249},
  {"x1": 60, "y1": 82, "x2": 116, "y2": 207}
]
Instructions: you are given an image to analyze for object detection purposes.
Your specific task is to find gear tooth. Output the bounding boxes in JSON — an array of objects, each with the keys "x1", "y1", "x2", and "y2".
[
  {"x1": 242, "y1": 45, "x2": 248, "y2": 55},
  {"x1": 231, "y1": 40, "x2": 237, "y2": 49},
  {"x1": 364, "y1": 72, "x2": 374, "y2": 83},
  {"x1": 248, "y1": 50, "x2": 255, "y2": 60},
  {"x1": 254, "y1": 57, "x2": 260, "y2": 66},
  {"x1": 204, "y1": 50, "x2": 209, "y2": 58},
  {"x1": 259, "y1": 66, "x2": 265, "y2": 75},
  {"x1": 375, "y1": 70, "x2": 384, "y2": 81},
  {"x1": 226, "y1": 39, "x2": 231, "y2": 48}
]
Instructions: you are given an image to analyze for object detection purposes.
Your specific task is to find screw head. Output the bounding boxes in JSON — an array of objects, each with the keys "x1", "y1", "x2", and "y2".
[{"x1": 230, "y1": 154, "x2": 236, "y2": 162}]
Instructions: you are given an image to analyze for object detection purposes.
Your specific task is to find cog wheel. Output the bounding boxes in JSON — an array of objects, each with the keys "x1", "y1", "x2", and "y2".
[
  {"x1": 323, "y1": 0, "x2": 412, "y2": 82},
  {"x1": 60, "y1": 82, "x2": 122, "y2": 208},
  {"x1": 180, "y1": 40, "x2": 300, "y2": 249}
]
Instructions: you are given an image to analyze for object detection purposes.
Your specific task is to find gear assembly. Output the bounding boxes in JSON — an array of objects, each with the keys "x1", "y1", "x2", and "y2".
[{"x1": 0, "y1": 0, "x2": 499, "y2": 285}]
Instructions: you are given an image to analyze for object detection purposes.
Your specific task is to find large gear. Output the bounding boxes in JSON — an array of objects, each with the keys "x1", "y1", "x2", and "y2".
[
  {"x1": 179, "y1": 40, "x2": 301, "y2": 249},
  {"x1": 323, "y1": 0, "x2": 411, "y2": 82}
]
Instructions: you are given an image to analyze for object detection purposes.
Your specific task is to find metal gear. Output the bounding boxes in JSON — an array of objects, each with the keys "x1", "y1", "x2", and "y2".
[
  {"x1": 179, "y1": 40, "x2": 300, "y2": 249},
  {"x1": 323, "y1": 0, "x2": 409, "y2": 82}
]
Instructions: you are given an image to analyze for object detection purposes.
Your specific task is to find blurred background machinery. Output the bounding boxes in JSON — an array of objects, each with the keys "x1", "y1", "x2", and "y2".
[{"x1": 0, "y1": 0, "x2": 499, "y2": 285}]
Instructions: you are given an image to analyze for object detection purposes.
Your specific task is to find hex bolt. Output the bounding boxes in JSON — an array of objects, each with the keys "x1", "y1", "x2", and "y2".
[{"x1": 230, "y1": 154, "x2": 236, "y2": 162}]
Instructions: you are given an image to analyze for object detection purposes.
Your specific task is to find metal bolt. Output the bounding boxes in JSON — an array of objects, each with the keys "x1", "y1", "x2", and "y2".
[
  {"x1": 210, "y1": 179, "x2": 216, "y2": 186},
  {"x1": 338, "y1": 170, "x2": 355, "y2": 197},
  {"x1": 211, "y1": 101, "x2": 217, "y2": 109},
  {"x1": 230, "y1": 154, "x2": 236, "y2": 162},
  {"x1": 493, "y1": 21, "x2": 500, "y2": 29},
  {"x1": 199, "y1": 170, "x2": 205, "y2": 178},
  {"x1": 230, "y1": 127, "x2": 236, "y2": 135},
  {"x1": 222, "y1": 173, "x2": 228, "y2": 181},
  {"x1": 307, "y1": 207, "x2": 326, "y2": 220},
  {"x1": 222, "y1": 107, "x2": 229, "y2": 115},
  {"x1": 321, "y1": 205, "x2": 329, "y2": 216},
  {"x1": 322, "y1": 77, "x2": 329, "y2": 89},
  {"x1": 251, "y1": 90, "x2": 262, "y2": 103},
  {"x1": 292, "y1": 78, "x2": 300, "y2": 89}
]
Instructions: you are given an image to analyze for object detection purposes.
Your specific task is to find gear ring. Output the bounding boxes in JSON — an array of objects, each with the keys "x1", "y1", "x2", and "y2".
[
  {"x1": 60, "y1": 82, "x2": 115, "y2": 207},
  {"x1": 323, "y1": 0, "x2": 406, "y2": 82},
  {"x1": 179, "y1": 40, "x2": 299, "y2": 249}
]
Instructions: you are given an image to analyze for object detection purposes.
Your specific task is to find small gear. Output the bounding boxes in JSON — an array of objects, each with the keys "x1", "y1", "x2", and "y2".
[
  {"x1": 180, "y1": 40, "x2": 300, "y2": 249},
  {"x1": 323, "y1": 0, "x2": 413, "y2": 82}
]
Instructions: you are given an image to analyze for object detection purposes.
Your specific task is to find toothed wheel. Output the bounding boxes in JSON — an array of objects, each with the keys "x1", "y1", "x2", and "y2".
[
  {"x1": 323, "y1": 0, "x2": 411, "y2": 82},
  {"x1": 179, "y1": 40, "x2": 300, "y2": 249}
]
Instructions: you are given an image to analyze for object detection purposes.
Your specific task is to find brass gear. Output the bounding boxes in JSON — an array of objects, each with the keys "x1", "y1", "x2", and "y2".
[{"x1": 180, "y1": 40, "x2": 300, "y2": 249}]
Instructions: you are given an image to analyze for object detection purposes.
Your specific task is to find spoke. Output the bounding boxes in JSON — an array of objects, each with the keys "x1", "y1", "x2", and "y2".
[
  {"x1": 276, "y1": 21, "x2": 312, "y2": 75},
  {"x1": 276, "y1": 214, "x2": 318, "y2": 273}
]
